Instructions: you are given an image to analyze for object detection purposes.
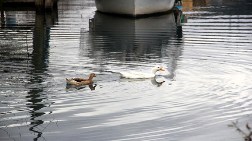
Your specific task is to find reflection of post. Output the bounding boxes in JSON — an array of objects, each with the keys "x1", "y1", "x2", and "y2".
[
  {"x1": 30, "y1": 12, "x2": 48, "y2": 138},
  {"x1": 33, "y1": 9, "x2": 57, "y2": 70},
  {"x1": 174, "y1": 10, "x2": 183, "y2": 38},
  {"x1": 27, "y1": 88, "x2": 46, "y2": 141},
  {"x1": 33, "y1": 13, "x2": 49, "y2": 70},
  {"x1": 0, "y1": 0, "x2": 4, "y2": 27},
  {"x1": 29, "y1": 10, "x2": 57, "y2": 140}
]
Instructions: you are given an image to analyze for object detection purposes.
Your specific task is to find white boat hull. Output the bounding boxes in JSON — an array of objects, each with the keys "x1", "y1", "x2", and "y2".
[{"x1": 95, "y1": 0, "x2": 175, "y2": 16}]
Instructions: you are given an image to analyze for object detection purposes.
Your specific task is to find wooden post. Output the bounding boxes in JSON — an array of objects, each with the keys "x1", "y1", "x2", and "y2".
[
  {"x1": 0, "y1": 0, "x2": 4, "y2": 27},
  {"x1": 1, "y1": 10, "x2": 3, "y2": 26},
  {"x1": 35, "y1": 0, "x2": 44, "y2": 7},
  {"x1": 45, "y1": 0, "x2": 53, "y2": 10},
  {"x1": 35, "y1": 0, "x2": 44, "y2": 12},
  {"x1": 33, "y1": 12, "x2": 48, "y2": 70}
]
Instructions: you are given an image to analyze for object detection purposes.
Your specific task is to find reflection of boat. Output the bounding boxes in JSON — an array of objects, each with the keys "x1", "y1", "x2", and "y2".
[
  {"x1": 87, "y1": 12, "x2": 178, "y2": 61},
  {"x1": 86, "y1": 11, "x2": 183, "y2": 60},
  {"x1": 95, "y1": 0, "x2": 175, "y2": 16},
  {"x1": 83, "y1": 12, "x2": 183, "y2": 79}
]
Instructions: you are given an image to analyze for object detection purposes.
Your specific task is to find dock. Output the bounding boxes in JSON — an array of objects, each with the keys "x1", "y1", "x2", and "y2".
[
  {"x1": 0, "y1": 0, "x2": 59, "y2": 69},
  {"x1": 0, "y1": 0, "x2": 58, "y2": 11}
]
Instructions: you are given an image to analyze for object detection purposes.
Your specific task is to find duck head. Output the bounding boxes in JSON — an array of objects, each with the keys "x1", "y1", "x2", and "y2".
[
  {"x1": 152, "y1": 66, "x2": 165, "y2": 74},
  {"x1": 89, "y1": 73, "x2": 96, "y2": 79}
]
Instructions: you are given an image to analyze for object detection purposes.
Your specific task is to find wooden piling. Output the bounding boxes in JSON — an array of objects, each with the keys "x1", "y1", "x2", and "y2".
[
  {"x1": 45, "y1": 0, "x2": 53, "y2": 10},
  {"x1": 2, "y1": 0, "x2": 57, "y2": 12},
  {"x1": 0, "y1": 0, "x2": 3, "y2": 26},
  {"x1": 35, "y1": 0, "x2": 44, "y2": 7},
  {"x1": 0, "y1": 0, "x2": 3, "y2": 8}
]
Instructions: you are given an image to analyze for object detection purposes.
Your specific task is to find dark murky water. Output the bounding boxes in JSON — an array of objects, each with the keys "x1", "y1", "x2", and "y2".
[{"x1": 1, "y1": 0, "x2": 252, "y2": 140}]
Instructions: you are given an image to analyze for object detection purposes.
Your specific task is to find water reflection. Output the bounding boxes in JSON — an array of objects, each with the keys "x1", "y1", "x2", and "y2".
[
  {"x1": 82, "y1": 12, "x2": 183, "y2": 81},
  {"x1": 88, "y1": 12, "x2": 177, "y2": 58},
  {"x1": 29, "y1": 10, "x2": 57, "y2": 141},
  {"x1": 1, "y1": 0, "x2": 251, "y2": 140},
  {"x1": 66, "y1": 83, "x2": 97, "y2": 91},
  {"x1": 0, "y1": 5, "x2": 58, "y2": 141},
  {"x1": 26, "y1": 89, "x2": 46, "y2": 141},
  {"x1": 151, "y1": 76, "x2": 166, "y2": 87}
]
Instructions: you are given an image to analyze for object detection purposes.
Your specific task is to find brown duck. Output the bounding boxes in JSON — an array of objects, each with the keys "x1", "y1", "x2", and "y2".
[{"x1": 66, "y1": 73, "x2": 96, "y2": 86}]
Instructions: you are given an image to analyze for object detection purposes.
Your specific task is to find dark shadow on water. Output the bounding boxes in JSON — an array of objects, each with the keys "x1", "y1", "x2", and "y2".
[
  {"x1": 26, "y1": 88, "x2": 46, "y2": 141},
  {"x1": 66, "y1": 83, "x2": 97, "y2": 91},
  {"x1": 26, "y1": 9, "x2": 58, "y2": 141},
  {"x1": 0, "y1": 5, "x2": 58, "y2": 140}
]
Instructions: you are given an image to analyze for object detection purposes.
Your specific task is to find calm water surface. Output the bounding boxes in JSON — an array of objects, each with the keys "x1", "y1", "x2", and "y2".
[{"x1": 1, "y1": 0, "x2": 252, "y2": 140}]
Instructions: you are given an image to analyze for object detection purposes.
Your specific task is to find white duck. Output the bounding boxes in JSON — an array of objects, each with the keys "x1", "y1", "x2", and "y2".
[{"x1": 120, "y1": 66, "x2": 166, "y2": 79}]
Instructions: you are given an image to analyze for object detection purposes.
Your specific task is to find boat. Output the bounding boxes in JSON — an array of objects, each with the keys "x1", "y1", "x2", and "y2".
[{"x1": 94, "y1": 0, "x2": 176, "y2": 17}]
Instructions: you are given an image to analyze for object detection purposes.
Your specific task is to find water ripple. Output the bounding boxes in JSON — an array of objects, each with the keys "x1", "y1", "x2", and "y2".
[{"x1": 1, "y1": 0, "x2": 252, "y2": 141}]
